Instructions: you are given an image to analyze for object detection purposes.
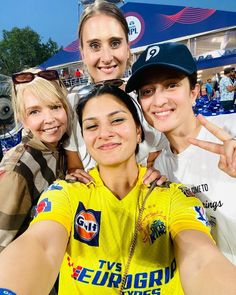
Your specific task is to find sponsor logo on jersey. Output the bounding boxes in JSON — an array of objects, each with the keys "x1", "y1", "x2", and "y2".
[
  {"x1": 74, "y1": 202, "x2": 101, "y2": 247},
  {"x1": 34, "y1": 198, "x2": 52, "y2": 217},
  {"x1": 67, "y1": 256, "x2": 176, "y2": 294},
  {"x1": 194, "y1": 206, "x2": 209, "y2": 226},
  {"x1": 46, "y1": 183, "x2": 63, "y2": 191},
  {"x1": 150, "y1": 219, "x2": 166, "y2": 243}
]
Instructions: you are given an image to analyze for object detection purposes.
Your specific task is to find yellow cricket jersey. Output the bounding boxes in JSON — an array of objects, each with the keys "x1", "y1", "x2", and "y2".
[{"x1": 31, "y1": 165, "x2": 211, "y2": 295}]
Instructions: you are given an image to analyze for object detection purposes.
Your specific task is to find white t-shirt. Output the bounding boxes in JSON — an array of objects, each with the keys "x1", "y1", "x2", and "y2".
[
  {"x1": 153, "y1": 113, "x2": 236, "y2": 264},
  {"x1": 65, "y1": 91, "x2": 166, "y2": 171}
]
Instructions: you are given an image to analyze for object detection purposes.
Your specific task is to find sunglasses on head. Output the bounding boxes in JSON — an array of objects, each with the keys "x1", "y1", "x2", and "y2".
[
  {"x1": 73, "y1": 78, "x2": 124, "y2": 99},
  {"x1": 12, "y1": 70, "x2": 61, "y2": 95},
  {"x1": 12, "y1": 70, "x2": 59, "y2": 84}
]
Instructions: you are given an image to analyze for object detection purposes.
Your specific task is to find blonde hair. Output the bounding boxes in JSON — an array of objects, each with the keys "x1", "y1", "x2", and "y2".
[{"x1": 11, "y1": 68, "x2": 72, "y2": 136}]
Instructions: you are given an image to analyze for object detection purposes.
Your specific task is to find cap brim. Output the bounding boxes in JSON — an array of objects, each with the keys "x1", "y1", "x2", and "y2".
[{"x1": 126, "y1": 63, "x2": 195, "y2": 93}]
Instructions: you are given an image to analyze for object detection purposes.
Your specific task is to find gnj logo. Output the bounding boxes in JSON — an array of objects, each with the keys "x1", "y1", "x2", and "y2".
[
  {"x1": 125, "y1": 13, "x2": 145, "y2": 45},
  {"x1": 76, "y1": 211, "x2": 98, "y2": 241},
  {"x1": 74, "y1": 202, "x2": 101, "y2": 246}
]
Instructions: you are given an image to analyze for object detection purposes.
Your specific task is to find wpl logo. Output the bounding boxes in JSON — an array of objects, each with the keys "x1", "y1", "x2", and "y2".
[{"x1": 125, "y1": 12, "x2": 145, "y2": 45}]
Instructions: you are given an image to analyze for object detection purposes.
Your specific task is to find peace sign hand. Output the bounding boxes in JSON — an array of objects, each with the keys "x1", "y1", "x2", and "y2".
[{"x1": 188, "y1": 114, "x2": 236, "y2": 177}]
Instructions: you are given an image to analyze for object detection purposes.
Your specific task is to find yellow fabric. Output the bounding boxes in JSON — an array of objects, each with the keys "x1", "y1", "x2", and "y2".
[{"x1": 32, "y1": 165, "x2": 211, "y2": 295}]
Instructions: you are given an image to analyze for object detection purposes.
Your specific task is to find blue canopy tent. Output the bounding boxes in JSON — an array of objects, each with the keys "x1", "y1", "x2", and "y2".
[
  {"x1": 40, "y1": 2, "x2": 236, "y2": 70},
  {"x1": 40, "y1": 40, "x2": 81, "y2": 69}
]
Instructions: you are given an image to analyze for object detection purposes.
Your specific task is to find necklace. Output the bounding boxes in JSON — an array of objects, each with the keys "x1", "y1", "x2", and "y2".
[{"x1": 119, "y1": 181, "x2": 157, "y2": 294}]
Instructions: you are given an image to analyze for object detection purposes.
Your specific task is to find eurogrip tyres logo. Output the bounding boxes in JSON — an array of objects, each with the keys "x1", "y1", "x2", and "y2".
[
  {"x1": 125, "y1": 12, "x2": 145, "y2": 46},
  {"x1": 74, "y1": 202, "x2": 101, "y2": 246}
]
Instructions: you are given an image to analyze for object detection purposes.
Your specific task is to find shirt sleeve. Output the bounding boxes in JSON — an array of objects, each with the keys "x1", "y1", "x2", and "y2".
[
  {"x1": 168, "y1": 183, "x2": 212, "y2": 240},
  {"x1": 0, "y1": 170, "x2": 32, "y2": 250},
  {"x1": 30, "y1": 180, "x2": 72, "y2": 237}
]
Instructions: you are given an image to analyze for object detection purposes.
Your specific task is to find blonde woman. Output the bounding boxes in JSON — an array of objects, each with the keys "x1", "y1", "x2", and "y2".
[{"x1": 0, "y1": 69, "x2": 71, "y2": 252}]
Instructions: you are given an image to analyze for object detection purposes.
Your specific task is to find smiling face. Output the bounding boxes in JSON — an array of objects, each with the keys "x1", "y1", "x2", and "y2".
[
  {"x1": 138, "y1": 68, "x2": 199, "y2": 135},
  {"x1": 22, "y1": 89, "x2": 68, "y2": 146},
  {"x1": 80, "y1": 14, "x2": 130, "y2": 83},
  {"x1": 81, "y1": 93, "x2": 141, "y2": 167}
]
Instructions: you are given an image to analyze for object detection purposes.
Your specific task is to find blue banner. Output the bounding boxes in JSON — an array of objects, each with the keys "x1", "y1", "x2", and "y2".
[{"x1": 122, "y1": 3, "x2": 236, "y2": 48}]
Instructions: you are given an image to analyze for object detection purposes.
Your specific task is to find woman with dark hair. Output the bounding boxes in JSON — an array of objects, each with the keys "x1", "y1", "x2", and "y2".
[
  {"x1": 0, "y1": 82, "x2": 235, "y2": 295},
  {"x1": 126, "y1": 41, "x2": 236, "y2": 264}
]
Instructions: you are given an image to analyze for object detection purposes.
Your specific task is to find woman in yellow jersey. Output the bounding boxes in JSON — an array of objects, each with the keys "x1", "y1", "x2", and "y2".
[{"x1": 0, "y1": 81, "x2": 235, "y2": 295}]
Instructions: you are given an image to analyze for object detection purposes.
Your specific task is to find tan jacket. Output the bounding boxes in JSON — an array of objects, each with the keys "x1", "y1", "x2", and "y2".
[{"x1": 0, "y1": 130, "x2": 66, "y2": 251}]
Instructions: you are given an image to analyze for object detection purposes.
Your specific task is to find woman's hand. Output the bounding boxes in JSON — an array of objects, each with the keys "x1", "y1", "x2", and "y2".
[
  {"x1": 142, "y1": 166, "x2": 167, "y2": 186},
  {"x1": 188, "y1": 114, "x2": 236, "y2": 177},
  {"x1": 66, "y1": 168, "x2": 94, "y2": 184},
  {"x1": 66, "y1": 166, "x2": 167, "y2": 186}
]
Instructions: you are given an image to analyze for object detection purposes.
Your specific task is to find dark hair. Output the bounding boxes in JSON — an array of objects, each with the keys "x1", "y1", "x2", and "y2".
[
  {"x1": 78, "y1": 1, "x2": 129, "y2": 48},
  {"x1": 188, "y1": 72, "x2": 198, "y2": 90},
  {"x1": 76, "y1": 85, "x2": 144, "y2": 154},
  {"x1": 136, "y1": 67, "x2": 198, "y2": 95},
  {"x1": 224, "y1": 67, "x2": 232, "y2": 75}
]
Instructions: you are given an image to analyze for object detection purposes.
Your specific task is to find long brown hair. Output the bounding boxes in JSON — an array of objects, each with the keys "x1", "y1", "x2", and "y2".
[{"x1": 78, "y1": 1, "x2": 129, "y2": 48}]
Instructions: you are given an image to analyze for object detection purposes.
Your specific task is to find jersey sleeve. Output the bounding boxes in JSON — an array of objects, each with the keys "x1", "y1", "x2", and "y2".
[
  {"x1": 30, "y1": 180, "x2": 72, "y2": 237},
  {"x1": 168, "y1": 183, "x2": 212, "y2": 240}
]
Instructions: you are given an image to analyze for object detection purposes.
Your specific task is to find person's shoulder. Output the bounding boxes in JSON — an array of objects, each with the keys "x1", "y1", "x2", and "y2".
[
  {"x1": 0, "y1": 142, "x2": 26, "y2": 169},
  {"x1": 156, "y1": 181, "x2": 197, "y2": 200},
  {"x1": 220, "y1": 76, "x2": 227, "y2": 83},
  {"x1": 40, "y1": 180, "x2": 71, "y2": 197},
  {"x1": 225, "y1": 77, "x2": 232, "y2": 83},
  {"x1": 157, "y1": 181, "x2": 186, "y2": 191},
  {"x1": 49, "y1": 178, "x2": 94, "y2": 191}
]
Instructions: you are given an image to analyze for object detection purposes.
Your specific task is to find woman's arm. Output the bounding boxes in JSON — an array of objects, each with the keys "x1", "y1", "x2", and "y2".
[
  {"x1": 188, "y1": 114, "x2": 236, "y2": 177},
  {"x1": 66, "y1": 150, "x2": 84, "y2": 172},
  {"x1": 146, "y1": 151, "x2": 161, "y2": 168},
  {"x1": 0, "y1": 220, "x2": 68, "y2": 295},
  {"x1": 174, "y1": 230, "x2": 236, "y2": 295}
]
